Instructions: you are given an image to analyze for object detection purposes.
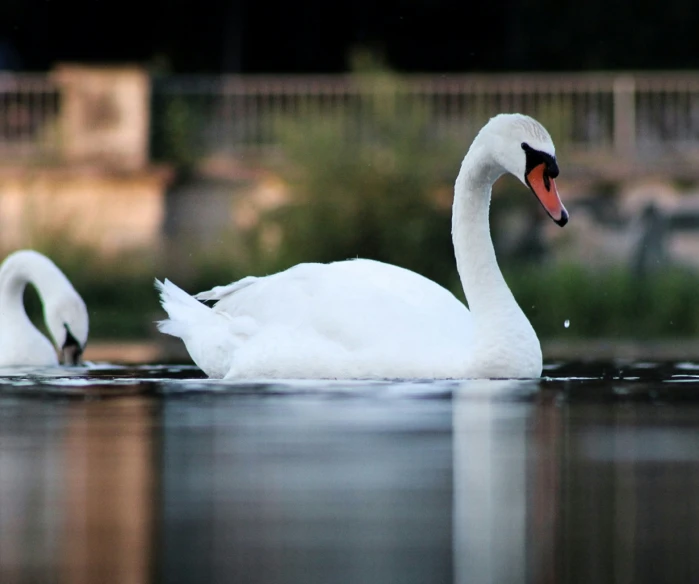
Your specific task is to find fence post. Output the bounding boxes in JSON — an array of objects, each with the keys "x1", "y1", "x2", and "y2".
[{"x1": 613, "y1": 75, "x2": 636, "y2": 161}]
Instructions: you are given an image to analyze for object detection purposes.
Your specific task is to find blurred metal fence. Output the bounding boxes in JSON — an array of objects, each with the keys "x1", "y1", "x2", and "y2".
[
  {"x1": 4, "y1": 71, "x2": 699, "y2": 164},
  {"x1": 0, "y1": 73, "x2": 61, "y2": 162},
  {"x1": 150, "y1": 74, "x2": 615, "y2": 160},
  {"x1": 150, "y1": 72, "x2": 699, "y2": 163}
]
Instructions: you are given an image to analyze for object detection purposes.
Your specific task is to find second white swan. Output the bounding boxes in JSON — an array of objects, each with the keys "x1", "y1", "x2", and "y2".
[
  {"x1": 0, "y1": 250, "x2": 89, "y2": 367},
  {"x1": 157, "y1": 113, "x2": 568, "y2": 379}
]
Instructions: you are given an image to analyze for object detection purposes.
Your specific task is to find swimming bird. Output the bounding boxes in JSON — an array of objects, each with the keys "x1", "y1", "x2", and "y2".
[
  {"x1": 156, "y1": 113, "x2": 568, "y2": 379},
  {"x1": 0, "y1": 250, "x2": 89, "y2": 367}
]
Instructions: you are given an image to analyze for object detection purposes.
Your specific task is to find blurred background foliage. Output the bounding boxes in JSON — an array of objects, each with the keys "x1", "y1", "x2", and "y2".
[
  {"x1": 252, "y1": 90, "x2": 461, "y2": 286},
  {"x1": 14, "y1": 63, "x2": 699, "y2": 343},
  {"x1": 19, "y1": 238, "x2": 699, "y2": 342}
]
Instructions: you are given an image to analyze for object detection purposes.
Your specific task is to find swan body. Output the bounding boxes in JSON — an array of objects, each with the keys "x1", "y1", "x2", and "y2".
[
  {"x1": 0, "y1": 250, "x2": 89, "y2": 367},
  {"x1": 157, "y1": 113, "x2": 568, "y2": 380}
]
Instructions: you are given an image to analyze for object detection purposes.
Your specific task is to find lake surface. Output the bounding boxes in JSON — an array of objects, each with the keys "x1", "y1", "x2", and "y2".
[{"x1": 0, "y1": 360, "x2": 698, "y2": 584}]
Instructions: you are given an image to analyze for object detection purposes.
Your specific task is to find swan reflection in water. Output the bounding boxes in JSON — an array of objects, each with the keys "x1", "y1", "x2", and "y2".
[
  {"x1": 453, "y1": 376, "x2": 699, "y2": 584},
  {"x1": 453, "y1": 379, "x2": 557, "y2": 584}
]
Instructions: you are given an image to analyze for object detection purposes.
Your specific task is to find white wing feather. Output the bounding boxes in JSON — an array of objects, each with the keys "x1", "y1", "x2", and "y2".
[{"x1": 157, "y1": 260, "x2": 474, "y2": 379}]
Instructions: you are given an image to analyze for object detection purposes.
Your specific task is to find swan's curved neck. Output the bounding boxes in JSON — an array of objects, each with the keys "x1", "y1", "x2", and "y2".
[
  {"x1": 452, "y1": 144, "x2": 517, "y2": 317},
  {"x1": 451, "y1": 142, "x2": 542, "y2": 378},
  {"x1": 0, "y1": 253, "x2": 68, "y2": 345}
]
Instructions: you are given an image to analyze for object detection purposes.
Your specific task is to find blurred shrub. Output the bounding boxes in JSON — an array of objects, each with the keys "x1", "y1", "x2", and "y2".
[
  {"x1": 150, "y1": 94, "x2": 202, "y2": 170},
  {"x1": 19, "y1": 243, "x2": 699, "y2": 341},
  {"x1": 509, "y1": 263, "x2": 699, "y2": 339},
  {"x1": 245, "y1": 70, "x2": 463, "y2": 288}
]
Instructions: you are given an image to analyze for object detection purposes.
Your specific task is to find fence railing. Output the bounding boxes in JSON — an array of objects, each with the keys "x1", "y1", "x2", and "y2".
[
  {"x1": 0, "y1": 73, "x2": 61, "y2": 162},
  {"x1": 150, "y1": 74, "x2": 612, "y2": 159},
  {"x1": 150, "y1": 72, "x2": 699, "y2": 164},
  {"x1": 4, "y1": 71, "x2": 699, "y2": 166}
]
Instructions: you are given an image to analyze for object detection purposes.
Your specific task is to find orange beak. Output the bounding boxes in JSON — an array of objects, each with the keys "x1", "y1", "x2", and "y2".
[{"x1": 525, "y1": 163, "x2": 568, "y2": 226}]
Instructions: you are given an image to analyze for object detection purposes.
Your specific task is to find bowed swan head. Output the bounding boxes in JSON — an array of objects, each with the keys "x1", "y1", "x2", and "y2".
[
  {"x1": 44, "y1": 292, "x2": 89, "y2": 364},
  {"x1": 0, "y1": 250, "x2": 89, "y2": 367},
  {"x1": 472, "y1": 113, "x2": 568, "y2": 226}
]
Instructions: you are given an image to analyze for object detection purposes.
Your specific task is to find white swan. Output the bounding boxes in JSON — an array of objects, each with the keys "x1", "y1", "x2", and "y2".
[
  {"x1": 0, "y1": 250, "x2": 89, "y2": 367},
  {"x1": 157, "y1": 113, "x2": 568, "y2": 379}
]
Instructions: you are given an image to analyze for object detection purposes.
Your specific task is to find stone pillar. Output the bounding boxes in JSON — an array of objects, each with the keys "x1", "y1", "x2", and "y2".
[{"x1": 53, "y1": 64, "x2": 150, "y2": 170}]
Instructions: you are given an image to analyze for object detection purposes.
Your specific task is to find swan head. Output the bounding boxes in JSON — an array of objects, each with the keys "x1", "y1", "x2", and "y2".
[
  {"x1": 44, "y1": 293, "x2": 89, "y2": 365},
  {"x1": 478, "y1": 113, "x2": 568, "y2": 226}
]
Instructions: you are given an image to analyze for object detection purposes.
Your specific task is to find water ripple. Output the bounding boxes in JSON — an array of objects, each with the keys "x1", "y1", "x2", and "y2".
[{"x1": 0, "y1": 360, "x2": 696, "y2": 401}]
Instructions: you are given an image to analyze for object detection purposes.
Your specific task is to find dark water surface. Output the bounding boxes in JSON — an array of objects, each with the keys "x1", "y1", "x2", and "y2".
[{"x1": 1, "y1": 360, "x2": 698, "y2": 584}]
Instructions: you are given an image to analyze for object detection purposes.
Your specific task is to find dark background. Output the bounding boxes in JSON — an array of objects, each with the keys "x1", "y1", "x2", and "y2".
[{"x1": 0, "y1": 0, "x2": 697, "y2": 73}]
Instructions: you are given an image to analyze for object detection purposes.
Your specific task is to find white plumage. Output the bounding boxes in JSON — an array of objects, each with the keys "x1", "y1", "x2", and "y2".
[
  {"x1": 0, "y1": 250, "x2": 89, "y2": 367},
  {"x1": 157, "y1": 113, "x2": 568, "y2": 380}
]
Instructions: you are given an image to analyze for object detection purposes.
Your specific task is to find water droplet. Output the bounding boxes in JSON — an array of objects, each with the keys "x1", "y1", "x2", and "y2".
[{"x1": 564, "y1": 319, "x2": 570, "y2": 328}]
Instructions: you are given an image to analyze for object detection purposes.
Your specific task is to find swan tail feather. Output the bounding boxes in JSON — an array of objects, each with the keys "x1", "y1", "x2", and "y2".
[{"x1": 155, "y1": 278, "x2": 212, "y2": 338}]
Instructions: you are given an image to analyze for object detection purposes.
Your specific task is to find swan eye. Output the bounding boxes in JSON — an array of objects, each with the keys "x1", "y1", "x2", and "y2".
[
  {"x1": 543, "y1": 159, "x2": 559, "y2": 190},
  {"x1": 547, "y1": 159, "x2": 560, "y2": 179},
  {"x1": 522, "y1": 144, "x2": 558, "y2": 179}
]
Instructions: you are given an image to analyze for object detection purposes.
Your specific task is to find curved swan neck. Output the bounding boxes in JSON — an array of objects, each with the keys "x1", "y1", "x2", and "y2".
[
  {"x1": 451, "y1": 145, "x2": 517, "y2": 316},
  {"x1": 0, "y1": 251, "x2": 72, "y2": 344}
]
